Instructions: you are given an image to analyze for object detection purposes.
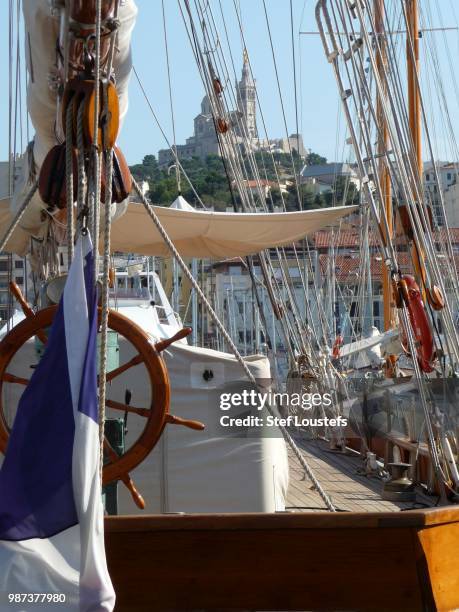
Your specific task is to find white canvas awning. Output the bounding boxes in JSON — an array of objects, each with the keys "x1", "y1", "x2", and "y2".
[
  {"x1": 109, "y1": 202, "x2": 358, "y2": 259},
  {"x1": 0, "y1": 198, "x2": 358, "y2": 258}
]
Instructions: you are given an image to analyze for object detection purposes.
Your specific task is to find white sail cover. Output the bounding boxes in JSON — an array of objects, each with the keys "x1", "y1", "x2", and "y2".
[{"x1": 109, "y1": 202, "x2": 359, "y2": 259}]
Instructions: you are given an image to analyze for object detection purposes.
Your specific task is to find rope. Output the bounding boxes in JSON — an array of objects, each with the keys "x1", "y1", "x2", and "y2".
[
  {"x1": 98, "y1": 149, "x2": 113, "y2": 474},
  {"x1": 161, "y1": 0, "x2": 181, "y2": 193},
  {"x1": 0, "y1": 179, "x2": 38, "y2": 253},
  {"x1": 91, "y1": 0, "x2": 105, "y2": 480},
  {"x1": 65, "y1": 99, "x2": 74, "y2": 265},
  {"x1": 132, "y1": 67, "x2": 207, "y2": 209},
  {"x1": 132, "y1": 176, "x2": 336, "y2": 511},
  {"x1": 76, "y1": 102, "x2": 87, "y2": 221}
]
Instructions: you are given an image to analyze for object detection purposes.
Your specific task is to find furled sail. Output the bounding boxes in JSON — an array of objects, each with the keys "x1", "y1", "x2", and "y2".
[{"x1": 11, "y1": 0, "x2": 137, "y2": 236}]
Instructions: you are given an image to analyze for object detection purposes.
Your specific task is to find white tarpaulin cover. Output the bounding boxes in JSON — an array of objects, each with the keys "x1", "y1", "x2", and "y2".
[
  {"x1": 110, "y1": 202, "x2": 358, "y2": 259},
  {"x1": 0, "y1": 306, "x2": 289, "y2": 514},
  {"x1": 114, "y1": 306, "x2": 289, "y2": 514}
]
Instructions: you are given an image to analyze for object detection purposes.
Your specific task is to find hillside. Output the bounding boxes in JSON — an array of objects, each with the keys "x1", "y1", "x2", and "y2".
[{"x1": 130, "y1": 151, "x2": 358, "y2": 211}]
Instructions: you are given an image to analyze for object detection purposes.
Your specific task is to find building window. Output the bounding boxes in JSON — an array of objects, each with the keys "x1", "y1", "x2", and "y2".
[
  {"x1": 447, "y1": 173, "x2": 452, "y2": 181},
  {"x1": 15, "y1": 276, "x2": 23, "y2": 285},
  {"x1": 425, "y1": 173, "x2": 430, "y2": 181},
  {"x1": 0, "y1": 261, "x2": 8, "y2": 272},
  {"x1": 14, "y1": 260, "x2": 23, "y2": 269}
]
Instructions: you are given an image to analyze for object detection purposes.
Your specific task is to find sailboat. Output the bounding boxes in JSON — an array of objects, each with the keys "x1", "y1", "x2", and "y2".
[{"x1": 0, "y1": 0, "x2": 459, "y2": 610}]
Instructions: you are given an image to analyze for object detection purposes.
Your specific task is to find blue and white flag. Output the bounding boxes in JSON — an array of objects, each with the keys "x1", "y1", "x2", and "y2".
[{"x1": 0, "y1": 234, "x2": 115, "y2": 611}]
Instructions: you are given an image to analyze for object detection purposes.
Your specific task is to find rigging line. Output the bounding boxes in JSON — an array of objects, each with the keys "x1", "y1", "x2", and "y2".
[
  {"x1": 351, "y1": 0, "x2": 432, "y2": 284},
  {"x1": 0, "y1": 180, "x2": 38, "y2": 253},
  {"x1": 133, "y1": 175, "x2": 336, "y2": 511},
  {"x1": 23, "y1": 20, "x2": 29, "y2": 145},
  {"x1": 65, "y1": 100, "x2": 75, "y2": 265},
  {"x1": 193, "y1": 1, "x2": 328, "y2": 354},
  {"x1": 91, "y1": 0, "x2": 102, "y2": 282},
  {"x1": 187, "y1": 1, "x2": 308, "y2": 353},
  {"x1": 420, "y1": 22, "x2": 459, "y2": 355},
  {"x1": 229, "y1": 5, "x2": 329, "y2": 346},
  {"x1": 299, "y1": 27, "x2": 459, "y2": 35},
  {"x1": 92, "y1": 0, "x2": 106, "y2": 480},
  {"x1": 8, "y1": 0, "x2": 13, "y2": 195},
  {"x1": 190, "y1": 5, "x2": 278, "y2": 350},
  {"x1": 261, "y1": 0, "x2": 302, "y2": 210},
  {"x1": 161, "y1": 0, "x2": 180, "y2": 193},
  {"x1": 289, "y1": 0, "x2": 301, "y2": 170},
  {"x1": 399, "y1": 2, "x2": 459, "y2": 357},
  {"x1": 13, "y1": 0, "x2": 21, "y2": 166},
  {"x1": 132, "y1": 66, "x2": 207, "y2": 210},
  {"x1": 212, "y1": 0, "x2": 293, "y2": 218},
  {"x1": 342, "y1": 2, "x2": 459, "y2": 366},
  {"x1": 323, "y1": 1, "x2": 396, "y2": 266},
  {"x1": 344, "y1": 0, "x2": 452, "y2": 350}
]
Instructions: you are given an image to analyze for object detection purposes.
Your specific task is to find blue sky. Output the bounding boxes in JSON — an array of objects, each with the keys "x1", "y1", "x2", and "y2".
[
  {"x1": 117, "y1": 0, "x2": 343, "y2": 164},
  {"x1": 2, "y1": 1, "x2": 459, "y2": 165}
]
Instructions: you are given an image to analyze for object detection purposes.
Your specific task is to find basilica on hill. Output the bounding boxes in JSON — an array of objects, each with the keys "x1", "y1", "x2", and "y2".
[{"x1": 158, "y1": 54, "x2": 306, "y2": 166}]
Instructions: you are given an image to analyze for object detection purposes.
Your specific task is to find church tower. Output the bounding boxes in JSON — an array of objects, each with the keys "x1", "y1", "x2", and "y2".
[{"x1": 236, "y1": 50, "x2": 257, "y2": 139}]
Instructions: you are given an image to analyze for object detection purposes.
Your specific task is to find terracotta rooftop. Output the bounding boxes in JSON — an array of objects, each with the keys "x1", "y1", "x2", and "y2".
[
  {"x1": 319, "y1": 253, "x2": 459, "y2": 283},
  {"x1": 314, "y1": 228, "x2": 459, "y2": 249}
]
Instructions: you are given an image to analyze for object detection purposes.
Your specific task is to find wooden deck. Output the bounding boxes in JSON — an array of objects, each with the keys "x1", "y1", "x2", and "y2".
[{"x1": 286, "y1": 433, "x2": 436, "y2": 512}]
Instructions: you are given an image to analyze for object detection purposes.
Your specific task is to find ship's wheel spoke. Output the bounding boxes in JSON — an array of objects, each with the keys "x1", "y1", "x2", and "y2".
[
  {"x1": 103, "y1": 435, "x2": 120, "y2": 463},
  {"x1": 103, "y1": 437, "x2": 145, "y2": 509},
  {"x1": 106, "y1": 398, "x2": 150, "y2": 418},
  {"x1": 104, "y1": 353, "x2": 144, "y2": 383},
  {"x1": 2, "y1": 373, "x2": 29, "y2": 385}
]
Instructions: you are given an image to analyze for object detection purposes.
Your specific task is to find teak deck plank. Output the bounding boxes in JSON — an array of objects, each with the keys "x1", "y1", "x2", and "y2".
[{"x1": 286, "y1": 434, "x2": 435, "y2": 513}]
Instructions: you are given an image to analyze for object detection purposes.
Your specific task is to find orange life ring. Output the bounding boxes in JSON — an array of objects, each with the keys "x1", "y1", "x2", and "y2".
[{"x1": 401, "y1": 275, "x2": 435, "y2": 373}]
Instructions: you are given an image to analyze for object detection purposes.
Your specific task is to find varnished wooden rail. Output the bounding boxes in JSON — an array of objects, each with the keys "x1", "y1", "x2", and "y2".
[{"x1": 105, "y1": 509, "x2": 459, "y2": 611}]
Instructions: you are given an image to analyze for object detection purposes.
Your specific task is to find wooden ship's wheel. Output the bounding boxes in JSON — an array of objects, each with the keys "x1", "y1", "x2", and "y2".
[{"x1": 0, "y1": 283, "x2": 204, "y2": 509}]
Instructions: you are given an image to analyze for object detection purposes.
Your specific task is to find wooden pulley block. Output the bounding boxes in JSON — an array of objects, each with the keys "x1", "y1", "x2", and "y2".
[
  {"x1": 392, "y1": 278, "x2": 403, "y2": 309},
  {"x1": 70, "y1": 0, "x2": 116, "y2": 24},
  {"x1": 216, "y1": 117, "x2": 229, "y2": 134},
  {"x1": 62, "y1": 78, "x2": 120, "y2": 150},
  {"x1": 397, "y1": 203, "x2": 433, "y2": 241},
  {"x1": 426, "y1": 285, "x2": 445, "y2": 311},
  {"x1": 100, "y1": 146, "x2": 132, "y2": 204},
  {"x1": 213, "y1": 77, "x2": 223, "y2": 96},
  {"x1": 397, "y1": 278, "x2": 410, "y2": 306},
  {"x1": 38, "y1": 144, "x2": 78, "y2": 210}
]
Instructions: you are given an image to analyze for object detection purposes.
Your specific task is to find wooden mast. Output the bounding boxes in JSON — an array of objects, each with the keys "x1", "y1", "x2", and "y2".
[
  {"x1": 407, "y1": 0, "x2": 422, "y2": 176},
  {"x1": 406, "y1": 0, "x2": 426, "y2": 290},
  {"x1": 375, "y1": 0, "x2": 396, "y2": 373}
]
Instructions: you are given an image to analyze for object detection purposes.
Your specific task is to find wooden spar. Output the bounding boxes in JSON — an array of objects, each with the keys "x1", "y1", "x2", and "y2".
[
  {"x1": 406, "y1": 0, "x2": 427, "y2": 291},
  {"x1": 407, "y1": 0, "x2": 422, "y2": 174},
  {"x1": 375, "y1": 0, "x2": 396, "y2": 374}
]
